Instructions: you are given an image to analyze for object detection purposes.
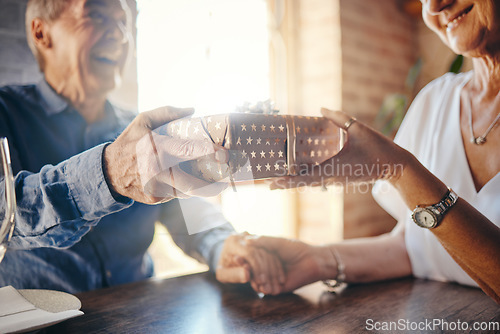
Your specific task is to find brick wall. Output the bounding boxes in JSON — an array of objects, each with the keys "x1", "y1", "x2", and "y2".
[
  {"x1": 0, "y1": 0, "x2": 138, "y2": 110},
  {"x1": 340, "y1": 0, "x2": 417, "y2": 124},
  {"x1": 281, "y1": 0, "x2": 420, "y2": 240},
  {"x1": 295, "y1": 0, "x2": 342, "y2": 115},
  {"x1": 339, "y1": 0, "x2": 417, "y2": 238}
]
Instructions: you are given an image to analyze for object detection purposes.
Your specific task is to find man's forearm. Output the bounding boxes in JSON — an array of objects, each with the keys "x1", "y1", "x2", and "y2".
[{"x1": 9, "y1": 144, "x2": 132, "y2": 249}]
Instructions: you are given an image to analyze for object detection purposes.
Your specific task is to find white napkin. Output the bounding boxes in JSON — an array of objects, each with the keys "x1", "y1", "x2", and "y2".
[{"x1": 0, "y1": 285, "x2": 83, "y2": 333}]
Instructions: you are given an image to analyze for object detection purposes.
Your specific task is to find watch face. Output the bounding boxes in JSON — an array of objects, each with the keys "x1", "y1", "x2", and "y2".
[{"x1": 413, "y1": 209, "x2": 437, "y2": 228}]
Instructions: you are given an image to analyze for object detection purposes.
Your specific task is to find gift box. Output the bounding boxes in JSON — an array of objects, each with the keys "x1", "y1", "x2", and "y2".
[{"x1": 162, "y1": 113, "x2": 345, "y2": 182}]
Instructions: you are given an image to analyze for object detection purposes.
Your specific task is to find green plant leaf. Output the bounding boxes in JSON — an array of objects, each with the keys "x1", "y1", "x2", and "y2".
[
  {"x1": 449, "y1": 55, "x2": 463, "y2": 74},
  {"x1": 405, "y1": 58, "x2": 423, "y2": 89},
  {"x1": 375, "y1": 94, "x2": 408, "y2": 135},
  {"x1": 376, "y1": 54, "x2": 463, "y2": 136}
]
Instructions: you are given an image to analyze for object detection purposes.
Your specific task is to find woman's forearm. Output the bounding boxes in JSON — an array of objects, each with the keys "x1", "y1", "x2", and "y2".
[
  {"x1": 320, "y1": 228, "x2": 412, "y2": 284},
  {"x1": 391, "y1": 154, "x2": 500, "y2": 303}
]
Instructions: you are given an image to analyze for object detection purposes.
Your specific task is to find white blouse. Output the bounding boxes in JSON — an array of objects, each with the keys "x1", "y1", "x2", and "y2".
[{"x1": 372, "y1": 71, "x2": 500, "y2": 287}]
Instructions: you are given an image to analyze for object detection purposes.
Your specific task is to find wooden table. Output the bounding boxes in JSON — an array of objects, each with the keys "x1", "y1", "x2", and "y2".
[{"x1": 45, "y1": 272, "x2": 499, "y2": 333}]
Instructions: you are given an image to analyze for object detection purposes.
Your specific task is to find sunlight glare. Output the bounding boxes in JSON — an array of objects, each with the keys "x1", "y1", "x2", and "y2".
[{"x1": 137, "y1": 0, "x2": 270, "y2": 115}]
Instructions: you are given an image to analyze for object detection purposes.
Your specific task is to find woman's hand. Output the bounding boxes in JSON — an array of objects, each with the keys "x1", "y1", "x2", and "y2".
[{"x1": 271, "y1": 108, "x2": 414, "y2": 190}]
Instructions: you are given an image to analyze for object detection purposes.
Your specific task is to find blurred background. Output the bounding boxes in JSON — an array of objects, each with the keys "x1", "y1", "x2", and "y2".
[{"x1": 0, "y1": 0, "x2": 470, "y2": 278}]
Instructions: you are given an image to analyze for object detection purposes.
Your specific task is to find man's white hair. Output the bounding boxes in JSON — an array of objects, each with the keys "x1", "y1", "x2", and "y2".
[{"x1": 25, "y1": 0, "x2": 72, "y2": 71}]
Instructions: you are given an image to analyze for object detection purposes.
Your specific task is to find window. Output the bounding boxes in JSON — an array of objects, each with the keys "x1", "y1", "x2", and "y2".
[
  {"x1": 137, "y1": 0, "x2": 270, "y2": 115},
  {"x1": 137, "y1": 0, "x2": 294, "y2": 277}
]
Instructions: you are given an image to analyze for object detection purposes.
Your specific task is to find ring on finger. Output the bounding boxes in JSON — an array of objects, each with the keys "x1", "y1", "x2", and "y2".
[{"x1": 342, "y1": 117, "x2": 357, "y2": 131}]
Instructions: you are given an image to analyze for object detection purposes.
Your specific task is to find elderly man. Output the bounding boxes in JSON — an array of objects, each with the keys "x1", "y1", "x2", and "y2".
[{"x1": 0, "y1": 0, "x2": 284, "y2": 295}]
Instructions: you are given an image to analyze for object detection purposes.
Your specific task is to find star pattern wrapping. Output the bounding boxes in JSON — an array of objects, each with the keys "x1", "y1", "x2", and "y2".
[{"x1": 163, "y1": 113, "x2": 344, "y2": 182}]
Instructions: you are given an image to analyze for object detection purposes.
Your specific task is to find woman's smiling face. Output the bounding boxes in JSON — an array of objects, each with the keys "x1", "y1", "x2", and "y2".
[{"x1": 421, "y1": 0, "x2": 500, "y2": 57}]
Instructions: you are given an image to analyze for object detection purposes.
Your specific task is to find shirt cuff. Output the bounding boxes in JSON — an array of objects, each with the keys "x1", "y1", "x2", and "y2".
[
  {"x1": 65, "y1": 144, "x2": 133, "y2": 220},
  {"x1": 196, "y1": 222, "x2": 235, "y2": 271},
  {"x1": 208, "y1": 238, "x2": 227, "y2": 272}
]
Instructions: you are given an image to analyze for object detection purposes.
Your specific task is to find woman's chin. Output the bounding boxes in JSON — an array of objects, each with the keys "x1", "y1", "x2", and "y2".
[{"x1": 447, "y1": 31, "x2": 488, "y2": 57}]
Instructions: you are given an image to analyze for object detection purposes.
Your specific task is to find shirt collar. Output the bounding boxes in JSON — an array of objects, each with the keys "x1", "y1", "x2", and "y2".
[
  {"x1": 36, "y1": 78, "x2": 69, "y2": 117},
  {"x1": 36, "y1": 79, "x2": 117, "y2": 125}
]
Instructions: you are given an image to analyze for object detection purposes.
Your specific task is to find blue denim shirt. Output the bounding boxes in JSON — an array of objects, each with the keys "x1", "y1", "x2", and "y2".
[{"x1": 0, "y1": 80, "x2": 234, "y2": 293}]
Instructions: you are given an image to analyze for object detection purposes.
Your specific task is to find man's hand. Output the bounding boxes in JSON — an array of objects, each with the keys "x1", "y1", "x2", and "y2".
[
  {"x1": 104, "y1": 106, "x2": 229, "y2": 204},
  {"x1": 247, "y1": 236, "x2": 334, "y2": 293},
  {"x1": 216, "y1": 233, "x2": 286, "y2": 295}
]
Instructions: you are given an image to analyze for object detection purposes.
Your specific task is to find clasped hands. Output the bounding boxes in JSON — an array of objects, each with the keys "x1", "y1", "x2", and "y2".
[{"x1": 216, "y1": 232, "x2": 335, "y2": 295}]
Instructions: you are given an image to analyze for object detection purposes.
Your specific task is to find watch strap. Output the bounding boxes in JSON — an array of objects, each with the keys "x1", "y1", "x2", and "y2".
[{"x1": 430, "y1": 188, "x2": 458, "y2": 222}]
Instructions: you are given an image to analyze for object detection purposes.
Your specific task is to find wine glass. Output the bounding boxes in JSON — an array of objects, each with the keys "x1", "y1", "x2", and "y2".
[{"x1": 0, "y1": 137, "x2": 16, "y2": 263}]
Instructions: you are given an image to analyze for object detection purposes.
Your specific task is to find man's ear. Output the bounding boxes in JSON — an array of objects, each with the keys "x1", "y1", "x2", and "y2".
[{"x1": 31, "y1": 18, "x2": 52, "y2": 51}]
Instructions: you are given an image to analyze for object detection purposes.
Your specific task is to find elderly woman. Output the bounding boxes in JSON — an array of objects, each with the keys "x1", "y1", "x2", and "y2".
[{"x1": 245, "y1": 0, "x2": 500, "y2": 303}]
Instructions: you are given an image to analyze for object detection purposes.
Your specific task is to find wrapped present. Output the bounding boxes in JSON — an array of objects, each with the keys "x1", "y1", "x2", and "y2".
[{"x1": 162, "y1": 113, "x2": 345, "y2": 182}]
